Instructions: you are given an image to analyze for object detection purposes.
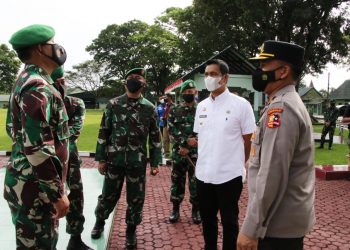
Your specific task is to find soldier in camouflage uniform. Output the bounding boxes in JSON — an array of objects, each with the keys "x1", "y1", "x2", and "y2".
[
  {"x1": 168, "y1": 79, "x2": 201, "y2": 224},
  {"x1": 319, "y1": 100, "x2": 339, "y2": 150},
  {"x1": 51, "y1": 67, "x2": 92, "y2": 250},
  {"x1": 4, "y1": 24, "x2": 70, "y2": 249},
  {"x1": 91, "y1": 68, "x2": 162, "y2": 249}
]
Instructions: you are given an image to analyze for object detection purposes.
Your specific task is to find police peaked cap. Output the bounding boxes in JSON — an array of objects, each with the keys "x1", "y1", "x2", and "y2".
[{"x1": 250, "y1": 40, "x2": 305, "y2": 67}]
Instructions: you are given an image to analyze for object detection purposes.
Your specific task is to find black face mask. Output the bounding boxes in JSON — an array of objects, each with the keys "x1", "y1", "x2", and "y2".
[
  {"x1": 252, "y1": 66, "x2": 283, "y2": 92},
  {"x1": 182, "y1": 94, "x2": 195, "y2": 103},
  {"x1": 126, "y1": 79, "x2": 143, "y2": 93},
  {"x1": 41, "y1": 43, "x2": 67, "y2": 66}
]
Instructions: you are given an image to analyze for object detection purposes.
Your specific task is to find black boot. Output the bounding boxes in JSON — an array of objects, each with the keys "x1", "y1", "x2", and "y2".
[
  {"x1": 191, "y1": 207, "x2": 201, "y2": 224},
  {"x1": 125, "y1": 224, "x2": 137, "y2": 249},
  {"x1": 169, "y1": 203, "x2": 180, "y2": 223},
  {"x1": 67, "y1": 234, "x2": 93, "y2": 250},
  {"x1": 91, "y1": 219, "x2": 105, "y2": 239}
]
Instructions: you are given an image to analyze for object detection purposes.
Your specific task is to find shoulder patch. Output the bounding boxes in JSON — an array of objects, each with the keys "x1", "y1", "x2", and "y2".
[
  {"x1": 267, "y1": 113, "x2": 281, "y2": 128},
  {"x1": 267, "y1": 108, "x2": 283, "y2": 115}
]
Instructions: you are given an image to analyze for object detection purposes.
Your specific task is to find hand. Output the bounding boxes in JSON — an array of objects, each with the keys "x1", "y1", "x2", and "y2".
[
  {"x1": 178, "y1": 147, "x2": 189, "y2": 156},
  {"x1": 52, "y1": 195, "x2": 70, "y2": 219},
  {"x1": 98, "y1": 162, "x2": 107, "y2": 175},
  {"x1": 150, "y1": 167, "x2": 159, "y2": 176},
  {"x1": 325, "y1": 121, "x2": 330, "y2": 127},
  {"x1": 237, "y1": 232, "x2": 258, "y2": 250},
  {"x1": 187, "y1": 137, "x2": 197, "y2": 147}
]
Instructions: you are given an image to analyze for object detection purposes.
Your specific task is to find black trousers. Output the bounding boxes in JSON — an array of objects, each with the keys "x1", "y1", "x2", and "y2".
[
  {"x1": 258, "y1": 237, "x2": 304, "y2": 250},
  {"x1": 197, "y1": 176, "x2": 243, "y2": 250}
]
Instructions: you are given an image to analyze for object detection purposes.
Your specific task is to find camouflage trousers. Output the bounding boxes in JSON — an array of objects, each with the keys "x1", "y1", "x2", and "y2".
[
  {"x1": 66, "y1": 149, "x2": 85, "y2": 235},
  {"x1": 4, "y1": 167, "x2": 59, "y2": 249},
  {"x1": 95, "y1": 162, "x2": 146, "y2": 225},
  {"x1": 170, "y1": 153, "x2": 198, "y2": 207},
  {"x1": 320, "y1": 125, "x2": 336, "y2": 148}
]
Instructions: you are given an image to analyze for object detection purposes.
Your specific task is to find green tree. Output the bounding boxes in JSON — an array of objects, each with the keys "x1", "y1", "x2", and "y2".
[
  {"x1": 65, "y1": 60, "x2": 106, "y2": 99},
  {"x1": 0, "y1": 44, "x2": 21, "y2": 93},
  {"x1": 86, "y1": 20, "x2": 180, "y2": 95},
  {"x1": 158, "y1": 1, "x2": 350, "y2": 75}
]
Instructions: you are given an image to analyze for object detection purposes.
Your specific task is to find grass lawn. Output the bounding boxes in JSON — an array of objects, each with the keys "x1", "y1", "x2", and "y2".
[
  {"x1": 0, "y1": 109, "x2": 103, "y2": 152},
  {"x1": 1, "y1": 109, "x2": 349, "y2": 165},
  {"x1": 0, "y1": 109, "x2": 11, "y2": 151},
  {"x1": 77, "y1": 109, "x2": 103, "y2": 151}
]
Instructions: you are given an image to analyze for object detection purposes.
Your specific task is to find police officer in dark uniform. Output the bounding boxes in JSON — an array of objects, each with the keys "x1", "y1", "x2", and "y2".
[{"x1": 319, "y1": 100, "x2": 339, "y2": 150}]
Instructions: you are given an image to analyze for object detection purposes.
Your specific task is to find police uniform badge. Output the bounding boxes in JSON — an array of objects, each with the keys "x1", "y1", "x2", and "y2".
[{"x1": 267, "y1": 113, "x2": 281, "y2": 128}]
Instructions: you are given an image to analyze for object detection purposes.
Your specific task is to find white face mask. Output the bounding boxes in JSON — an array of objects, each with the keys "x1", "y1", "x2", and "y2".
[{"x1": 205, "y1": 76, "x2": 222, "y2": 92}]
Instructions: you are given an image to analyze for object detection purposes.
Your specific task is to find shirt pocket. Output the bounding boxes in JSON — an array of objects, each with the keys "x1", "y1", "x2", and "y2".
[
  {"x1": 197, "y1": 112, "x2": 209, "y2": 133},
  {"x1": 250, "y1": 125, "x2": 262, "y2": 167}
]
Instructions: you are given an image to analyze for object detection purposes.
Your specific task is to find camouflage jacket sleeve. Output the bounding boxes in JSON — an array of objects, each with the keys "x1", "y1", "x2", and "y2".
[
  {"x1": 167, "y1": 106, "x2": 188, "y2": 148},
  {"x1": 21, "y1": 84, "x2": 68, "y2": 203},
  {"x1": 149, "y1": 108, "x2": 162, "y2": 167},
  {"x1": 69, "y1": 97, "x2": 86, "y2": 142},
  {"x1": 6, "y1": 102, "x2": 13, "y2": 138},
  {"x1": 95, "y1": 103, "x2": 112, "y2": 162}
]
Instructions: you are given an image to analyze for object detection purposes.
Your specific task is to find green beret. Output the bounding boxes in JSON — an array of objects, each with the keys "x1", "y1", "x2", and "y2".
[
  {"x1": 9, "y1": 24, "x2": 55, "y2": 50},
  {"x1": 180, "y1": 79, "x2": 196, "y2": 93},
  {"x1": 250, "y1": 40, "x2": 305, "y2": 67},
  {"x1": 51, "y1": 66, "x2": 64, "y2": 82},
  {"x1": 125, "y1": 68, "x2": 146, "y2": 79}
]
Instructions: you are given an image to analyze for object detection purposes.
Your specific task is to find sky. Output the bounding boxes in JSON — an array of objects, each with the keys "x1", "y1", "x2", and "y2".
[{"x1": 1, "y1": 0, "x2": 349, "y2": 91}]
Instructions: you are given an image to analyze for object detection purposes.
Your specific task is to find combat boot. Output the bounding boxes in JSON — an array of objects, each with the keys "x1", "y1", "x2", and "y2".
[
  {"x1": 91, "y1": 219, "x2": 105, "y2": 239},
  {"x1": 169, "y1": 203, "x2": 180, "y2": 223},
  {"x1": 67, "y1": 234, "x2": 93, "y2": 250},
  {"x1": 191, "y1": 206, "x2": 201, "y2": 224},
  {"x1": 125, "y1": 224, "x2": 137, "y2": 249}
]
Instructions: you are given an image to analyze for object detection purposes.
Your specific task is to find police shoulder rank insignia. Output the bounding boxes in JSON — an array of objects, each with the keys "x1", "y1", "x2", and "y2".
[{"x1": 267, "y1": 113, "x2": 281, "y2": 128}]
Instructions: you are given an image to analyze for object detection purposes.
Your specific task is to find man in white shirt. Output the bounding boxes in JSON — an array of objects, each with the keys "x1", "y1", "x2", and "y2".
[{"x1": 190, "y1": 59, "x2": 256, "y2": 250}]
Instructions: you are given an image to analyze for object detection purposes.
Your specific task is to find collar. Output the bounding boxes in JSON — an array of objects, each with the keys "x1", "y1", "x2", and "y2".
[
  {"x1": 125, "y1": 93, "x2": 144, "y2": 104},
  {"x1": 268, "y1": 84, "x2": 296, "y2": 102},
  {"x1": 210, "y1": 88, "x2": 230, "y2": 102},
  {"x1": 26, "y1": 64, "x2": 54, "y2": 84}
]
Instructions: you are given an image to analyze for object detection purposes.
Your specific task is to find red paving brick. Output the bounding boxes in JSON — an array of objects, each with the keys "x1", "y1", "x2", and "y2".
[{"x1": 1, "y1": 156, "x2": 349, "y2": 249}]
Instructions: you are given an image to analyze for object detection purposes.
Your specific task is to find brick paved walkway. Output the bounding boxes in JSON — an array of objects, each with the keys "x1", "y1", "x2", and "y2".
[{"x1": 1, "y1": 156, "x2": 349, "y2": 249}]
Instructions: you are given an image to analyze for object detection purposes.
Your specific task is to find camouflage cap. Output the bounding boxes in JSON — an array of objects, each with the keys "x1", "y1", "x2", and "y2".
[
  {"x1": 125, "y1": 68, "x2": 146, "y2": 79},
  {"x1": 180, "y1": 79, "x2": 196, "y2": 93},
  {"x1": 51, "y1": 66, "x2": 64, "y2": 82},
  {"x1": 9, "y1": 24, "x2": 55, "y2": 50}
]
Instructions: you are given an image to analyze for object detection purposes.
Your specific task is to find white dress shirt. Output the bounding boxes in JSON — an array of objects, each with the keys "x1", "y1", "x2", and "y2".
[{"x1": 193, "y1": 88, "x2": 256, "y2": 184}]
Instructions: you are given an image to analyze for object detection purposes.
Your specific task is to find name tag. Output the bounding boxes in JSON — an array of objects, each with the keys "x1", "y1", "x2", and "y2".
[{"x1": 199, "y1": 115, "x2": 207, "y2": 118}]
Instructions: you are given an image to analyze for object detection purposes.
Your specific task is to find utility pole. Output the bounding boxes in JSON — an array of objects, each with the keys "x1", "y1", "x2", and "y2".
[{"x1": 327, "y1": 72, "x2": 330, "y2": 101}]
